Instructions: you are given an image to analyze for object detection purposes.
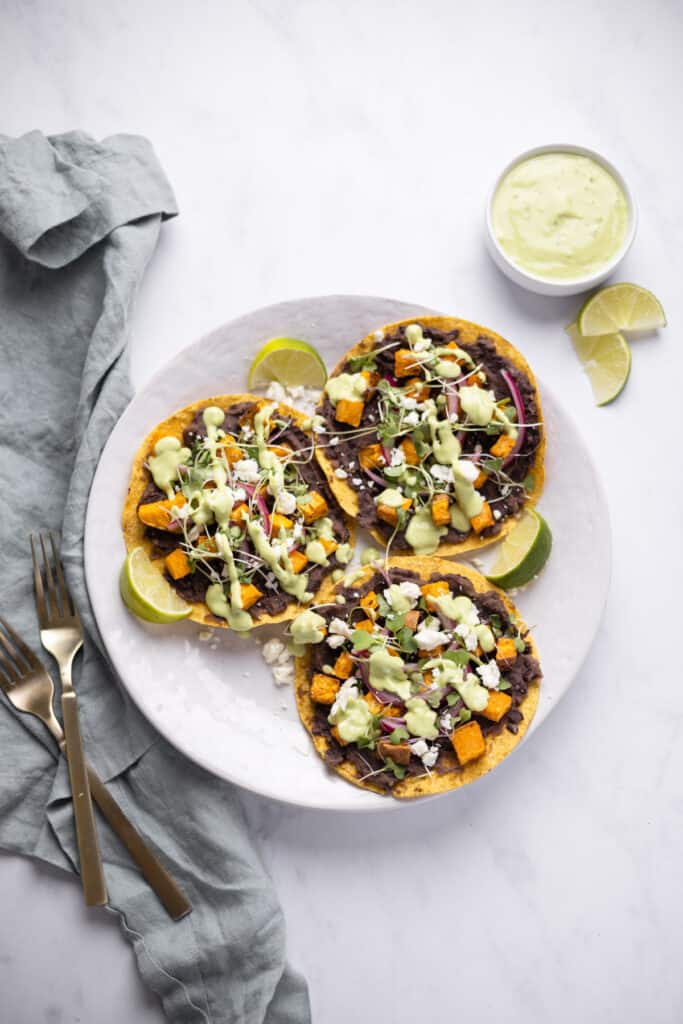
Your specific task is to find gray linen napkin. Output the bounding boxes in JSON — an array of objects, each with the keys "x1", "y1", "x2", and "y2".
[{"x1": 0, "y1": 130, "x2": 310, "y2": 1024}]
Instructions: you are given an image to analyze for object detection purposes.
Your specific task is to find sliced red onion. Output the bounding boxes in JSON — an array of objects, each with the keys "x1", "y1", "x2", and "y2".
[
  {"x1": 255, "y1": 492, "x2": 271, "y2": 533},
  {"x1": 363, "y1": 467, "x2": 387, "y2": 489},
  {"x1": 446, "y1": 389, "x2": 460, "y2": 418},
  {"x1": 500, "y1": 368, "x2": 526, "y2": 466},
  {"x1": 471, "y1": 443, "x2": 483, "y2": 464},
  {"x1": 380, "y1": 442, "x2": 392, "y2": 466},
  {"x1": 385, "y1": 373, "x2": 398, "y2": 387},
  {"x1": 380, "y1": 717, "x2": 407, "y2": 733},
  {"x1": 241, "y1": 483, "x2": 255, "y2": 498}
]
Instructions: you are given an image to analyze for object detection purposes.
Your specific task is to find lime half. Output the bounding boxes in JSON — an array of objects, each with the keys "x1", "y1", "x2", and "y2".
[
  {"x1": 120, "y1": 547, "x2": 192, "y2": 623},
  {"x1": 578, "y1": 283, "x2": 667, "y2": 336},
  {"x1": 566, "y1": 322, "x2": 631, "y2": 406},
  {"x1": 486, "y1": 510, "x2": 552, "y2": 590},
  {"x1": 248, "y1": 337, "x2": 327, "y2": 389}
]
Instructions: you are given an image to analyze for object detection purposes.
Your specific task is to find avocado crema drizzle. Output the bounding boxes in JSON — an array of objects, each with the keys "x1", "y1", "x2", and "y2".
[
  {"x1": 318, "y1": 323, "x2": 543, "y2": 555},
  {"x1": 291, "y1": 572, "x2": 536, "y2": 783},
  {"x1": 146, "y1": 403, "x2": 351, "y2": 632}
]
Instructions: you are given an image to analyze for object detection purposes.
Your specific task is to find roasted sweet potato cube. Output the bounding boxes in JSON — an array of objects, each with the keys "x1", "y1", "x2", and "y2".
[
  {"x1": 333, "y1": 650, "x2": 354, "y2": 679},
  {"x1": 268, "y1": 443, "x2": 292, "y2": 460},
  {"x1": 451, "y1": 720, "x2": 486, "y2": 765},
  {"x1": 331, "y1": 725, "x2": 349, "y2": 746},
  {"x1": 298, "y1": 491, "x2": 329, "y2": 524},
  {"x1": 289, "y1": 550, "x2": 309, "y2": 574},
  {"x1": 353, "y1": 618, "x2": 374, "y2": 633},
  {"x1": 490, "y1": 434, "x2": 516, "y2": 459},
  {"x1": 364, "y1": 692, "x2": 386, "y2": 716},
  {"x1": 404, "y1": 609, "x2": 420, "y2": 630},
  {"x1": 473, "y1": 469, "x2": 488, "y2": 489},
  {"x1": 404, "y1": 377, "x2": 430, "y2": 401},
  {"x1": 334, "y1": 399, "x2": 364, "y2": 427},
  {"x1": 496, "y1": 637, "x2": 518, "y2": 662},
  {"x1": 420, "y1": 580, "x2": 450, "y2": 605},
  {"x1": 470, "y1": 502, "x2": 494, "y2": 534},
  {"x1": 270, "y1": 512, "x2": 293, "y2": 532},
  {"x1": 378, "y1": 739, "x2": 412, "y2": 765},
  {"x1": 239, "y1": 583, "x2": 263, "y2": 610},
  {"x1": 361, "y1": 369, "x2": 380, "y2": 390},
  {"x1": 230, "y1": 503, "x2": 250, "y2": 523},
  {"x1": 400, "y1": 437, "x2": 419, "y2": 465},
  {"x1": 311, "y1": 673, "x2": 341, "y2": 705},
  {"x1": 394, "y1": 349, "x2": 422, "y2": 378},
  {"x1": 360, "y1": 591, "x2": 378, "y2": 613},
  {"x1": 319, "y1": 537, "x2": 338, "y2": 555},
  {"x1": 137, "y1": 492, "x2": 186, "y2": 531},
  {"x1": 480, "y1": 689, "x2": 513, "y2": 723},
  {"x1": 164, "y1": 548, "x2": 191, "y2": 580},
  {"x1": 377, "y1": 499, "x2": 412, "y2": 526},
  {"x1": 359, "y1": 443, "x2": 385, "y2": 471},
  {"x1": 197, "y1": 534, "x2": 218, "y2": 552},
  {"x1": 431, "y1": 493, "x2": 451, "y2": 527}
]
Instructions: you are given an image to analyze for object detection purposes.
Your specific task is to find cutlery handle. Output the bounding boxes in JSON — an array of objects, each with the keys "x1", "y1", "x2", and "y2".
[
  {"x1": 61, "y1": 692, "x2": 108, "y2": 907},
  {"x1": 85, "y1": 766, "x2": 192, "y2": 921}
]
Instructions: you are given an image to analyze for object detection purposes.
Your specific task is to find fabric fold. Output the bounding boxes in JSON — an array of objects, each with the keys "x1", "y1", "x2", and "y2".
[{"x1": 0, "y1": 130, "x2": 309, "y2": 1024}]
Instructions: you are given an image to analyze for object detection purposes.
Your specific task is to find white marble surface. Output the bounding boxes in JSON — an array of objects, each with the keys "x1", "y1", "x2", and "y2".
[{"x1": 1, "y1": 1, "x2": 682, "y2": 1022}]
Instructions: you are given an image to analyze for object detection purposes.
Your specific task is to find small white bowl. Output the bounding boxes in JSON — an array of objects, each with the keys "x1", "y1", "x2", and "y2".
[{"x1": 485, "y1": 143, "x2": 638, "y2": 297}]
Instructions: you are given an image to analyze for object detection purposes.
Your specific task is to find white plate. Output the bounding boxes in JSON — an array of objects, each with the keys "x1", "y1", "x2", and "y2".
[{"x1": 85, "y1": 295, "x2": 611, "y2": 811}]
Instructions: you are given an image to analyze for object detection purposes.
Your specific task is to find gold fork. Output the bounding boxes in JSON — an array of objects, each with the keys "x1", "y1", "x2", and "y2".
[
  {"x1": 0, "y1": 613, "x2": 192, "y2": 919},
  {"x1": 30, "y1": 533, "x2": 106, "y2": 906}
]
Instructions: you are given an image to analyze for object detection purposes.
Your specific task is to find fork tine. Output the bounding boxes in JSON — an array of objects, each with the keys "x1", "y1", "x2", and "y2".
[
  {"x1": 0, "y1": 616, "x2": 41, "y2": 672},
  {"x1": 0, "y1": 643, "x2": 20, "y2": 685},
  {"x1": 49, "y1": 532, "x2": 75, "y2": 617},
  {"x1": 30, "y1": 534, "x2": 48, "y2": 628},
  {"x1": 39, "y1": 533, "x2": 60, "y2": 620}
]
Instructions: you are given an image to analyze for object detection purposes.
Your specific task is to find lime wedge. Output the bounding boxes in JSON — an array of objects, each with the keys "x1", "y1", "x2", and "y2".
[
  {"x1": 486, "y1": 510, "x2": 552, "y2": 590},
  {"x1": 578, "y1": 283, "x2": 667, "y2": 336},
  {"x1": 566, "y1": 322, "x2": 631, "y2": 406},
  {"x1": 248, "y1": 337, "x2": 327, "y2": 389},
  {"x1": 120, "y1": 547, "x2": 192, "y2": 623}
]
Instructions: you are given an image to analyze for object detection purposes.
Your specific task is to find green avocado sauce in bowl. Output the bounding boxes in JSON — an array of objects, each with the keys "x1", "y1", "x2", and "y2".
[{"x1": 486, "y1": 144, "x2": 637, "y2": 296}]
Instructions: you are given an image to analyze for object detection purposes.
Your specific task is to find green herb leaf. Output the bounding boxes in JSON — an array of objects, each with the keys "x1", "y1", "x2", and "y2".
[
  {"x1": 386, "y1": 612, "x2": 406, "y2": 633},
  {"x1": 498, "y1": 679, "x2": 511, "y2": 692},
  {"x1": 457, "y1": 708, "x2": 472, "y2": 723},
  {"x1": 389, "y1": 726, "x2": 410, "y2": 744},
  {"x1": 443, "y1": 649, "x2": 470, "y2": 666},
  {"x1": 514, "y1": 635, "x2": 525, "y2": 653},
  {"x1": 396, "y1": 627, "x2": 418, "y2": 654},
  {"x1": 351, "y1": 629, "x2": 374, "y2": 650},
  {"x1": 446, "y1": 693, "x2": 460, "y2": 706},
  {"x1": 383, "y1": 756, "x2": 407, "y2": 780},
  {"x1": 522, "y1": 474, "x2": 535, "y2": 493}
]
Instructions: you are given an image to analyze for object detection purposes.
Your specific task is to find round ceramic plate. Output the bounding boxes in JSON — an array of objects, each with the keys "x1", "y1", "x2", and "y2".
[{"x1": 85, "y1": 295, "x2": 611, "y2": 811}]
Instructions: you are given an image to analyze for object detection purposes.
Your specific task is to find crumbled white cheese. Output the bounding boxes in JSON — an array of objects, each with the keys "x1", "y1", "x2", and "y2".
[
  {"x1": 440, "y1": 712, "x2": 454, "y2": 732},
  {"x1": 410, "y1": 739, "x2": 429, "y2": 758},
  {"x1": 272, "y1": 664, "x2": 294, "y2": 686},
  {"x1": 262, "y1": 638, "x2": 286, "y2": 664},
  {"x1": 455, "y1": 623, "x2": 478, "y2": 652},
  {"x1": 352, "y1": 477, "x2": 363, "y2": 486},
  {"x1": 275, "y1": 490, "x2": 297, "y2": 515},
  {"x1": 415, "y1": 626, "x2": 451, "y2": 650},
  {"x1": 330, "y1": 436, "x2": 340, "y2": 446},
  {"x1": 421, "y1": 746, "x2": 439, "y2": 769},
  {"x1": 390, "y1": 448, "x2": 405, "y2": 467},
  {"x1": 326, "y1": 634, "x2": 346, "y2": 649},
  {"x1": 401, "y1": 396, "x2": 418, "y2": 411},
  {"x1": 335, "y1": 468, "x2": 348, "y2": 479},
  {"x1": 477, "y1": 661, "x2": 501, "y2": 689},
  {"x1": 399, "y1": 581, "x2": 421, "y2": 604},
  {"x1": 292, "y1": 522, "x2": 303, "y2": 539},
  {"x1": 493, "y1": 509, "x2": 502, "y2": 521},
  {"x1": 331, "y1": 678, "x2": 360, "y2": 715},
  {"x1": 430, "y1": 464, "x2": 453, "y2": 484},
  {"x1": 456, "y1": 460, "x2": 480, "y2": 484},
  {"x1": 329, "y1": 617, "x2": 353, "y2": 638},
  {"x1": 234, "y1": 458, "x2": 261, "y2": 483},
  {"x1": 374, "y1": 330, "x2": 384, "y2": 342},
  {"x1": 403, "y1": 411, "x2": 420, "y2": 427}
]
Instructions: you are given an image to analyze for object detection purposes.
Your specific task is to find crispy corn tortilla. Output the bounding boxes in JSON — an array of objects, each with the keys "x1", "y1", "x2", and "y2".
[
  {"x1": 122, "y1": 394, "x2": 353, "y2": 630},
  {"x1": 295, "y1": 555, "x2": 541, "y2": 799},
  {"x1": 316, "y1": 316, "x2": 546, "y2": 557}
]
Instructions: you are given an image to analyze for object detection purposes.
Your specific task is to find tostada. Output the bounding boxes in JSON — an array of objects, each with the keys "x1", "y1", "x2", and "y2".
[
  {"x1": 293, "y1": 556, "x2": 541, "y2": 798},
  {"x1": 122, "y1": 395, "x2": 353, "y2": 630},
  {"x1": 316, "y1": 316, "x2": 545, "y2": 556}
]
